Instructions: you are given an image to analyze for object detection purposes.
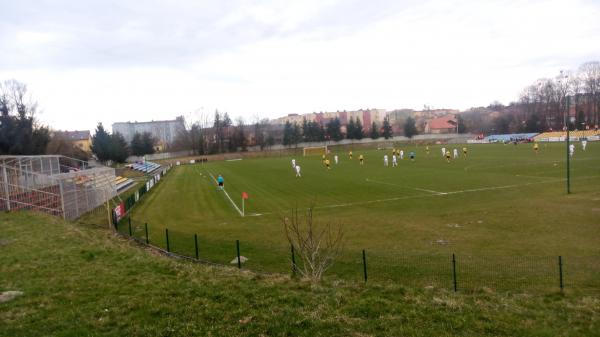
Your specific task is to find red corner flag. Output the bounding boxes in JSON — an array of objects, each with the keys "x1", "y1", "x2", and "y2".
[{"x1": 242, "y1": 192, "x2": 249, "y2": 200}]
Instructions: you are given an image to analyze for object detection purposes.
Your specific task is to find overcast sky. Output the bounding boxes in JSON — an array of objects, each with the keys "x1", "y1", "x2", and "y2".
[{"x1": 1, "y1": 0, "x2": 599, "y2": 132}]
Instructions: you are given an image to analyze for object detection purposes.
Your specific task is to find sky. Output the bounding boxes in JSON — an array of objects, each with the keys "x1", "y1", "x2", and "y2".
[{"x1": 1, "y1": 0, "x2": 599, "y2": 132}]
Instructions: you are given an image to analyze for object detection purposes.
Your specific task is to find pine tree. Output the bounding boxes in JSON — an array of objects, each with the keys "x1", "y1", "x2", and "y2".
[
  {"x1": 354, "y1": 118, "x2": 364, "y2": 140},
  {"x1": 370, "y1": 122, "x2": 380, "y2": 139},
  {"x1": 141, "y1": 132, "x2": 156, "y2": 154},
  {"x1": 346, "y1": 117, "x2": 356, "y2": 139},
  {"x1": 404, "y1": 117, "x2": 418, "y2": 138},
  {"x1": 293, "y1": 123, "x2": 302, "y2": 146},
  {"x1": 91, "y1": 123, "x2": 112, "y2": 162},
  {"x1": 382, "y1": 116, "x2": 393, "y2": 139},
  {"x1": 130, "y1": 132, "x2": 143, "y2": 156},
  {"x1": 327, "y1": 117, "x2": 343, "y2": 141},
  {"x1": 110, "y1": 132, "x2": 129, "y2": 163},
  {"x1": 283, "y1": 121, "x2": 293, "y2": 146}
]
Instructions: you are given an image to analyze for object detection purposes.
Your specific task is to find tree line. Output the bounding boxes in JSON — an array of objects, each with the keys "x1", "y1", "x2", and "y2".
[
  {"x1": 0, "y1": 80, "x2": 49, "y2": 155},
  {"x1": 282, "y1": 116, "x2": 396, "y2": 147},
  {"x1": 460, "y1": 60, "x2": 600, "y2": 135},
  {"x1": 90, "y1": 124, "x2": 157, "y2": 163}
]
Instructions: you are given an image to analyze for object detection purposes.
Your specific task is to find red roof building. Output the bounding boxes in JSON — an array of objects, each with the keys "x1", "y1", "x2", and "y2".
[{"x1": 424, "y1": 115, "x2": 457, "y2": 134}]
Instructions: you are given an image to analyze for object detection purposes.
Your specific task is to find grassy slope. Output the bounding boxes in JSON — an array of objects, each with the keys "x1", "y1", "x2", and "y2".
[
  {"x1": 126, "y1": 143, "x2": 600, "y2": 289},
  {"x1": 1, "y1": 212, "x2": 600, "y2": 337}
]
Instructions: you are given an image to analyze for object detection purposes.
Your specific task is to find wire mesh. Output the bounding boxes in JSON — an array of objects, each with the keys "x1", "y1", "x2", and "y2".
[{"x1": 0, "y1": 155, "x2": 117, "y2": 220}]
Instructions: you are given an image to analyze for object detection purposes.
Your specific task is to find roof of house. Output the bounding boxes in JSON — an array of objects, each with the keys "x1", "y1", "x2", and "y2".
[
  {"x1": 55, "y1": 130, "x2": 91, "y2": 141},
  {"x1": 428, "y1": 115, "x2": 457, "y2": 129}
]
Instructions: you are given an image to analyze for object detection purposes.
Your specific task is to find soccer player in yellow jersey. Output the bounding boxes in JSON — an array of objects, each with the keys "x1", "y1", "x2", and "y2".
[
  {"x1": 445, "y1": 150, "x2": 451, "y2": 163},
  {"x1": 462, "y1": 147, "x2": 467, "y2": 157},
  {"x1": 359, "y1": 154, "x2": 364, "y2": 165},
  {"x1": 325, "y1": 159, "x2": 331, "y2": 169},
  {"x1": 426, "y1": 146, "x2": 430, "y2": 155},
  {"x1": 533, "y1": 143, "x2": 539, "y2": 153},
  {"x1": 349, "y1": 151, "x2": 353, "y2": 160},
  {"x1": 322, "y1": 154, "x2": 326, "y2": 163}
]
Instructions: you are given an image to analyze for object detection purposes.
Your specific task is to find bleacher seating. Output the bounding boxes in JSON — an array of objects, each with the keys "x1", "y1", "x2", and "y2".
[
  {"x1": 534, "y1": 130, "x2": 600, "y2": 141},
  {"x1": 127, "y1": 161, "x2": 161, "y2": 174},
  {"x1": 115, "y1": 176, "x2": 134, "y2": 191},
  {"x1": 484, "y1": 133, "x2": 539, "y2": 142}
]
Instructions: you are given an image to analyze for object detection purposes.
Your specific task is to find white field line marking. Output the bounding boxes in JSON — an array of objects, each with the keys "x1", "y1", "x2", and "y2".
[
  {"x1": 514, "y1": 174, "x2": 553, "y2": 179},
  {"x1": 205, "y1": 170, "x2": 244, "y2": 217},
  {"x1": 366, "y1": 178, "x2": 447, "y2": 195},
  {"x1": 464, "y1": 157, "x2": 599, "y2": 171},
  {"x1": 226, "y1": 158, "x2": 243, "y2": 162},
  {"x1": 304, "y1": 175, "x2": 600, "y2": 212},
  {"x1": 413, "y1": 187, "x2": 447, "y2": 195}
]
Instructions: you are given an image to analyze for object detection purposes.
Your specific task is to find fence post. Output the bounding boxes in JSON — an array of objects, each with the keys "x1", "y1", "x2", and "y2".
[
  {"x1": 559, "y1": 256, "x2": 564, "y2": 292},
  {"x1": 236, "y1": 240, "x2": 241, "y2": 269},
  {"x1": 128, "y1": 217, "x2": 132, "y2": 236},
  {"x1": 144, "y1": 223, "x2": 149, "y2": 244},
  {"x1": 291, "y1": 245, "x2": 296, "y2": 275},
  {"x1": 165, "y1": 229, "x2": 170, "y2": 252},
  {"x1": 452, "y1": 253, "x2": 457, "y2": 292},
  {"x1": 194, "y1": 234, "x2": 199, "y2": 260},
  {"x1": 362, "y1": 249, "x2": 368, "y2": 283}
]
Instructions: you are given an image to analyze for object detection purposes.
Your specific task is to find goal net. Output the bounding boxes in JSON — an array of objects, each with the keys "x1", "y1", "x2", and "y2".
[{"x1": 303, "y1": 146, "x2": 328, "y2": 156}]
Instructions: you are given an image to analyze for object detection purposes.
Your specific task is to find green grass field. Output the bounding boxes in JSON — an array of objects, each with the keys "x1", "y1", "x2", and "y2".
[
  {"x1": 127, "y1": 142, "x2": 600, "y2": 291},
  {"x1": 4, "y1": 212, "x2": 600, "y2": 336}
]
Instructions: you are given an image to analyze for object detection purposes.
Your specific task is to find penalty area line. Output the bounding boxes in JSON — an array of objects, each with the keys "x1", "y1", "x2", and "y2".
[{"x1": 366, "y1": 178, "x2": 447, "y2": 195}]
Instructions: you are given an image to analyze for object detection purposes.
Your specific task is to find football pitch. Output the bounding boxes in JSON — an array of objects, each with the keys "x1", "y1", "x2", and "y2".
[{"x1": 128, "y1": 142, "x2": 600, "y2": 290}]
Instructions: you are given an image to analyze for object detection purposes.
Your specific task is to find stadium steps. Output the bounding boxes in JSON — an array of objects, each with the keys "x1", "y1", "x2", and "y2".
[
  {"x1": 128, "y1": 161, "x2": 161, "y2": 174},
  {"x1": 534, "y1": 130, "x2": 600, "y2": 141},
  {"x1": 115, "y1": 176, "x2": 135, "y2": 191}
]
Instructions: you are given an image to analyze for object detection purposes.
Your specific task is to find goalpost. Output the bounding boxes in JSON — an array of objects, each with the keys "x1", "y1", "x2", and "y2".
[{"x1": 303, "y1": 145, "x2": 328, "y2": 157}]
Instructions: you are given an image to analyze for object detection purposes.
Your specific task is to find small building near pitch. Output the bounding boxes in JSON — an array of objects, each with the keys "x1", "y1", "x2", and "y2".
[
  {"x1": 424, "y1": 115, "x2": 458, "y2": 134},
  {"x1": 53, "y1": 130, "x2": 93, "y2": 152}
]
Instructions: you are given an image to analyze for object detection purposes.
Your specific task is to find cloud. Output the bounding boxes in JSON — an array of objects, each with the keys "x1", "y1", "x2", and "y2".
[{"x1": 0, "y1": 0, "x2": 599, "y2": 132}]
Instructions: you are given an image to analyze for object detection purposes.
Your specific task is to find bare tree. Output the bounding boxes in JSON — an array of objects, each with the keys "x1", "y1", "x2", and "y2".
[
  {"x1": 579, "y1": 62, "x2": 600, "y2": 127},
  {"x1": 282, "y1": 206, "x2": 344, "y2": 282},
  {"x1": 568, "y1": 72, "x2": 584, "y2": 128}
]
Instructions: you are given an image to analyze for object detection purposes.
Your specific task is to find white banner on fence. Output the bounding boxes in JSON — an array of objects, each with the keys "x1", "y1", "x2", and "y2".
[{"x1": 146, "y1": 178, "x2": 155, "y2": 191}]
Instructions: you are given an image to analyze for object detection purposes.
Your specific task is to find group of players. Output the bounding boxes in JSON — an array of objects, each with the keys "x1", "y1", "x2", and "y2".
[
  {"x1": 533, "y1": 139, "x2": 587, "y2": 157},
  {"x1": 291, "y1": 138, "x2": 594, "y2": 177},
  {"x1": 291, "y1": 146, "x2": 469, "y2": 177}
]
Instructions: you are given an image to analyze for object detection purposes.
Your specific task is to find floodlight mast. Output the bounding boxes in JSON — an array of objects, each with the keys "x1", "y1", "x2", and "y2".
[{"x1": 566, "y1": 96, "x2": 572, "y2": 194}]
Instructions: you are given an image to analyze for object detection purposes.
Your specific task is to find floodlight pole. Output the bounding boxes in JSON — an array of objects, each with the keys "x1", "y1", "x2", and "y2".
[{"x1": 566, "y1": 96, "x2": 571, "y2": 194}]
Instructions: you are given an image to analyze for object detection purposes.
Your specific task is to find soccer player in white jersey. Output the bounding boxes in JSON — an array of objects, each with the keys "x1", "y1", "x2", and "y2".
[
  {"x1": 295, "y1": 165, "x2": 301, "y2": 177},
  {"x1": 383, "y1": 154, "x2": 389, "y2": 166},
  {"x1": 569, "y1": 143, "x2": 575, "y2": 157},
  {"x1": 453, "y1": 148, "x2": 458, "y2": 159},
  {"x1": 291, "y1": 158, "x2": 296, "y2": 168},
  {"x1": 582, "y1": 140, "x2": 587, "y2": 151},
  {"x1": 334, "y1": 155, "x2": 339, "y2": 164},
  {"x1": 392, "y1": 154, "x2": 398, "y2": 167},
  {"x1": 441, "y1": 147, "x2": 446, "y2": 157},
  {"x1": 400, "y1": 150, "x2": 404, "y2": 160}
]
